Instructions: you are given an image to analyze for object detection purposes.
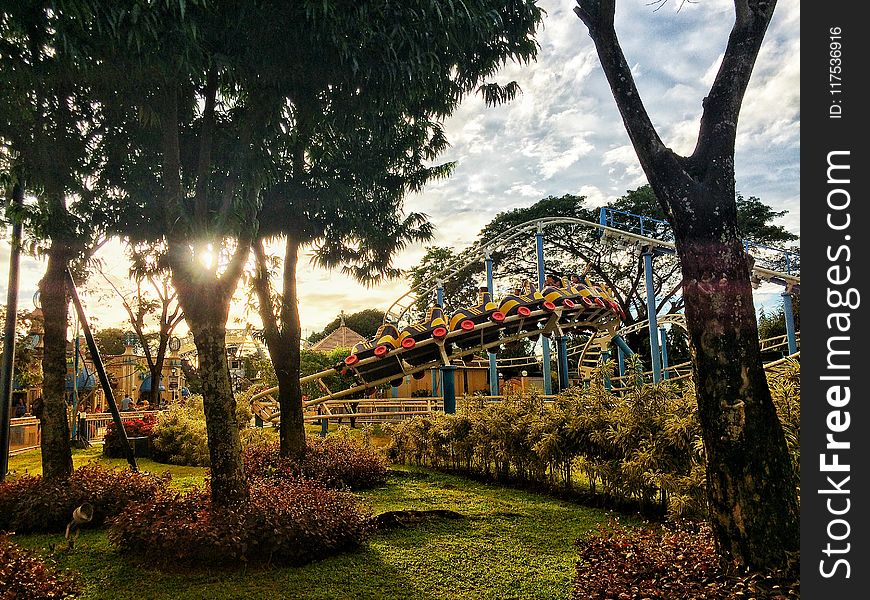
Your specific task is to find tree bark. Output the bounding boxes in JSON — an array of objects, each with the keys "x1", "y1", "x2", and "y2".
[
  {"x1": 253, "y1": 239, "x2": 305, "y2": 460},
  {"x1": 38, "y1": 242, "x2": 74, "y2": 480},
  {"x1": 671, "y1": 185, "x2": 799, "y2": 570},
  {"x1": 574, "y1": 0, "x2": 798, "y2": 570},
  {"x1": 174, "y1": 271, "x2": 248, "y2": 506}
]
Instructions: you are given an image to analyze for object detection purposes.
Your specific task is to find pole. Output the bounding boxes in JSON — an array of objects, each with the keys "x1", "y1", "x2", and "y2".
[
  {"x1": 601, "y1": 349, "x2": 612, "y2": 392},
  {"x1": 65, "y1": 270, "x2": 138, "y2": 472},
  {"x1": 485, "y1": 255, "x2": 499, "y2": 396},
  {"x1": 0, "y1": 182, "x2": 24, "y2": 481},
  {"x1": 71, "y1": 334, "x2": 80, "y2": 440},
  {"x1": 535, "y1": 225, "x2": 553, "y2": 395},
  {"x1": 659, "y1": 327, "x2": 670, "y2": 380},
  {"x1": 782, "y1": 290, "x2": 798, "y2": 354},
  {"x1": 642, "y1": 249, "x2": 662, "y2": 383},
  {"x1": 442, "y1": 365, "x2": 457, "y2": 414},
  {"x1": 556, "y1": 336, "x2": 570, "y2": 391},
  {"x1": 616, "y1": 345, "x2": 626, "y2": 379}
]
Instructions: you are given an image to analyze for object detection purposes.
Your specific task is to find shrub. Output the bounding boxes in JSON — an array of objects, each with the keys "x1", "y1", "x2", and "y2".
[
  {"x1": 102, "y1": 415, "x2": 156, "y2": 458},
  {"x1": 150, "y1": 399, "x2": 210, "y2": 467},
  {"x1": 243, "y1": 434, "x2": 388, "y2": 490},
  {"x1": 0, "y1": 465, "x2": 168, "y2": 533},
  {"x1": 573, "y1": 521, "x2": 799, "y2": 599},
  {"x1": 386, "y1": 363, "x2": 801, "y2": 518},
  {"x1": 109, "y1": 477, "x2": 370, "y2": 567},
  {"x1": 0, "y1": 534, "x2": 78, "y2": 599}
]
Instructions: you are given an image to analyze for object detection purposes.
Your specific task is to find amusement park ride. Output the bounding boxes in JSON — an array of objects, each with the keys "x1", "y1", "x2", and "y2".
[{"x1": 250, "y1": 208, "x2": 800, "y2": 426}]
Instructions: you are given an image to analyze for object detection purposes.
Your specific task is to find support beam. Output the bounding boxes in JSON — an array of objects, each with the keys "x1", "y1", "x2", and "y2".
[
  {"x1": 616, "y1": 344, "x2": 626, "y2": 379},
  {"x1": 535, "y1": 225, "x2": 553, "y2": 395},
  {"x1": 642, "y1": 249, "x2": 662, "y2": 383},
  {"x1": 442, "y1": 365, "x2": 457, "y2": 414},
  {"x1": 66, "y1": 270, "x2": 138, "y2": 472},
  {"x1": 782, "y1": 291, "x2": 798, "y2": 354},
  {"x1": 0, "y1": 182, "x2": 24, "y2": 481},
  {"x1": 659, "y1": 327, "x2": 670, "y2": 380},
  {"x1": 556, "y1": 335, "x2": 570, "y2": 391},
  {"x1": 601, "y1": 349, "x2": 612, "y2": 391},
  {"x1": 485, "y1": 254, "x2": 499, "y2": 396}
]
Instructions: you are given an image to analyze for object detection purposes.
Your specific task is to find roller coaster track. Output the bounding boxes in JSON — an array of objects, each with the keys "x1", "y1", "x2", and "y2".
[
  {"x1": 250, "y1": 216, "x2": 800, "y2": 424},
  {"x1": 384, "y1": 216, "x2": 800, "y2": 326},
  {"x1": 250, "y1": 301, "x2": 621, "y2": 423}
]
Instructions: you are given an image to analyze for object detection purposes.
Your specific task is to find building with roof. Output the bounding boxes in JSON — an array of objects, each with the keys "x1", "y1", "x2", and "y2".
[{"x1": 308, "y1": 312, "x2": 366, "y2": 353}]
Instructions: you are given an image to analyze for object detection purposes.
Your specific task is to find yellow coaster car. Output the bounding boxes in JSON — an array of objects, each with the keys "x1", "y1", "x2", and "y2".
[
  {"x1": 396, "y1": 305, "x2": 450, "y2": 367},
  {"x1": 448, "y1": 290, "x2": 505, "y2": 350},
  {"x1": 343, "y1": 323, "x2": 406, "y2": 384}
]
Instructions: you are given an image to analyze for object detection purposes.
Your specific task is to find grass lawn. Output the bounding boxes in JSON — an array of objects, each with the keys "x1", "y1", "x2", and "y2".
[{"x1": 9, "y1": 448, "x2": 618, "y2": 599}]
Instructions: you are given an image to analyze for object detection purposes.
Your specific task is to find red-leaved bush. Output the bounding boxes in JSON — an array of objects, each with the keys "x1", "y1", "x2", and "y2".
[
  {"x1": 243, "y1": 436, "x2": 387, "y2": 490},
  {"x1": 573, "y1": 521, "x2": 799, "y2": 599},
  {"x1": 103, "y1": 416, "x2": 156, "y2": 458},
  {"x1": 0, "y1": 465, "x2": 168, "y2": 533},
  {"x1": 0, "y1": 534, "x2": 78, "y2": 599},
  {"x1": 108, "y1": 477, "x2": 371, "y2": 566}
]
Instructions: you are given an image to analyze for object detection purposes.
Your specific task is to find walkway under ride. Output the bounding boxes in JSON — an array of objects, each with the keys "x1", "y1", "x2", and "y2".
[{"x1": 249, "y1": 208, "x2": 799, "y2": 425}]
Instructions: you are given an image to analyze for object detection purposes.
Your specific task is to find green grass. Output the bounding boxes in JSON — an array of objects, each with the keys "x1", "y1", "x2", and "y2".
[
  {"x1": 8, "y1": 446, "x2": 208, "y2": 492},
  {"x1": 8, "y1": 450, "x2": 618, "y2": 599}
]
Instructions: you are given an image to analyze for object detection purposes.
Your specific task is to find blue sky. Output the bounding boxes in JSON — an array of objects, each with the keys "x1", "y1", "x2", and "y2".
[{"x1": 1, "y1": 0, "x2": 800, "y2": 337}]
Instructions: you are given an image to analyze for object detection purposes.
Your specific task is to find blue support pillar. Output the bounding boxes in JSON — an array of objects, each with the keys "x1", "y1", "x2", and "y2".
[
  {"x1": 642, "y1": 250, "x2": 662, "y2": 383},
  {"x1": 535, "y1": 225, "x2": 553, "y2": 395},
  {"x1": 486, "y1": 255, "x2": 499, "y2": 396},
  {"x1": 613, "y1": 334, "x2": 641, "y2": 387},
  {"x1": 617, "y1": 345, "x2": 626, "y2": 379},
  {"x1": 782, "y1": 290, "x2": 798, "y2": 354},
  {"x1": 556, "y1": 336, "x2": 570, "y2": 391},
  {"x1": 442, "y1": 365, "x2": 457, "y2": 414},
  {"x1": 436, "y1": 280, "x2": 446, "y2": 399},
  {"x1": 659, "y1": 327, "x2": 670, "y2": 380},
  {"x1": 601, "y1": 349, "x2": 612, "y2": 391}
]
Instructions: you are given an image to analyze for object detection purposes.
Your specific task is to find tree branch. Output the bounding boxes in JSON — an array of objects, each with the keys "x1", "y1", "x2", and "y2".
[
  {"x1": 194, "y1": 68, "x2": 219, "y2": 227},
  {"x1": 252, "y1": 240, "x2": 281, "y2": 342},
  {"x1": 159, "y1": 82, "x2": 183, "y2": 234},
  {"x1": 690, "y1": 0, "x2": 777, "y2": 169}
]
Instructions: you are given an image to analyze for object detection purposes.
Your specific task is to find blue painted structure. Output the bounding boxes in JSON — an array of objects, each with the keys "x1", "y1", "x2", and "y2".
[
  {"x1": 486, "y1": 255, "x2": 499, "y2": 396},
  {"x1": 659, "y1": 327, "x2": 670, "y2": 379},
  {"x1": 782, "y1": 291, "x2": 798, "y2": 354},
  {"x1": 442, "y1": 365, "x2": 457, "y2": 414},
  {"x1": 535, "y1": 225, "x2": 553, "y2": 395},
  {"x1": 642, "y1": 249, "x2": 662, "y2": 383}
]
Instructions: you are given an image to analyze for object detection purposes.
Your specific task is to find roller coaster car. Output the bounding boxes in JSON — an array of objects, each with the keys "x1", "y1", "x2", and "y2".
[
  {"x1": 448, "y1": 291, "x2": 506, "y2": 350},
  {"x1": 587, "y1": 282, "x2": 625, "y2": 319},
  {"x1": 540, "y1": 286, "x2": 586, "y2": 323},
  {"x1": 499, "y1": 288, "x2": 558, "y2": 331},
  {"x1": 566, "y1": 281, "x2": 623, "y2": 320},
  {"x1": 343, "y1": 323, "x2": 406, "y2": 384},
  {"x1": 396, "y1": 305, "x2": 450, "y2": 366}
]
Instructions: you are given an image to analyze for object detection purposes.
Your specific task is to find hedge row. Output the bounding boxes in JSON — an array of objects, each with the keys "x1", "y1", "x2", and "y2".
[{"x1": 388, "y1": 360, "x2": 800, "y2": 517}]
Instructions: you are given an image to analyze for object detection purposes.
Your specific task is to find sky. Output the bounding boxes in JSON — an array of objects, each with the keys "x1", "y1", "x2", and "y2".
[{"x1": 1, "y1": 0, "x2": 800, "y2": 339}]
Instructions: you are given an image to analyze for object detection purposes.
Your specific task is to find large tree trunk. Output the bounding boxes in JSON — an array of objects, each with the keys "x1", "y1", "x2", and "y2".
[
  {"x1": 573, "y1": 0, "x2": 797, "y2": 571},
  {"x1": 253, "y1": 239, "x2": 305, "y2": 460},
  {"x1": 667, "y1": 184, "x2": 799, "y2": 570},
  {"x1": 177, "y1": 279, "x2": 248, "y2": 506},
  {"x1": 38, "y1": 243, "x2": 74, "y2": 480}
]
